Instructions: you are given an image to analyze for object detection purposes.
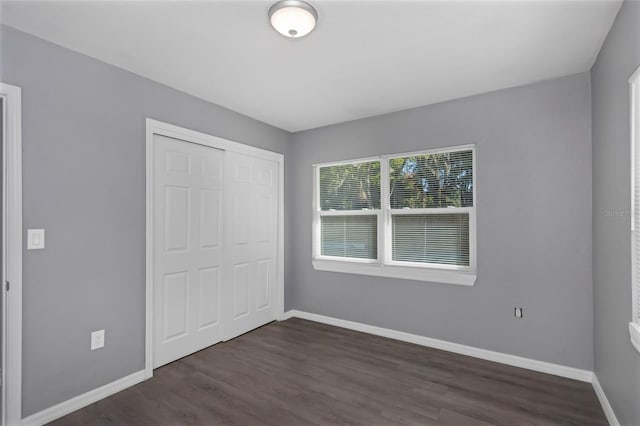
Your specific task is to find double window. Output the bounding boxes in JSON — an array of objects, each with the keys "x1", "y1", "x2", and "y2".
[{"x1": 313, "y1": 145, "x2": 476, "y2": 285}]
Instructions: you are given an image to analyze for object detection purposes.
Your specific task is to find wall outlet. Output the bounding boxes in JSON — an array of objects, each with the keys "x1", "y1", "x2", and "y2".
[
  {"x1": 514, "y1": 307, "x2": 524, "y2": 319},
  {"x1": 91, "y1": 329, "x2": 105, "y2": 350}
]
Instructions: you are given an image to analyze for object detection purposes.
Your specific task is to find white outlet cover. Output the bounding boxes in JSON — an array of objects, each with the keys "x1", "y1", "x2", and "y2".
[
  {"x1": 91, "y1": 329, "x2": 105, "y2": 351},
  {"x1": 27, "y1": 229, "x2": 45, "y2": 250}
]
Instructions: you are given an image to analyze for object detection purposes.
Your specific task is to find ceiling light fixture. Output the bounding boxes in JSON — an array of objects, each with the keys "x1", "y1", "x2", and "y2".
[{"x1": 269, "y1": 0, "x2": 318, "y2": 38}]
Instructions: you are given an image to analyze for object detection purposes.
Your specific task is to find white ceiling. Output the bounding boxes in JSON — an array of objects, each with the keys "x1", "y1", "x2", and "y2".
[{"x1": 1, "y1": 0, "x2": 622, "y2": 132}]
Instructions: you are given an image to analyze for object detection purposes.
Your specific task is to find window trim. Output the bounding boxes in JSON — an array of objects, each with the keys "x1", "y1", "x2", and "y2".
[
  {"x1": 312, "y1": 144, "x2": 477, "y2": 286},
  {"x1": 630, "y1": 65, "x2": 640, "y2": 353}
]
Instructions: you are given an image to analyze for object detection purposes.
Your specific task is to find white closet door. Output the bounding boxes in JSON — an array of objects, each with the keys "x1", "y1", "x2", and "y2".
[
  {"x1": 222, "y1": 151, "x2": 279, "y2": 341},
  {"x1": 153, "y1": 134, "x2": 223, "y2": 368}
]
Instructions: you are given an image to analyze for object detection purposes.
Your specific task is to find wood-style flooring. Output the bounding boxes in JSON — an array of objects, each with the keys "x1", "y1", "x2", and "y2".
[{"x1": 51, "y1": 318, "x2": 607, "y2": 426}]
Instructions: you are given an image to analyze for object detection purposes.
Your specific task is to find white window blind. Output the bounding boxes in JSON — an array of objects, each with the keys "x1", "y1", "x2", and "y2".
[
  {"x1": 313, "y1": 145, "x2": 476, "y2": 284},
  {"x1": 392, "y1": 213, "x2": 469, "y2": 266},
  {"x1": 321, "y1": 215, "x2": 377, "y2": 259}
]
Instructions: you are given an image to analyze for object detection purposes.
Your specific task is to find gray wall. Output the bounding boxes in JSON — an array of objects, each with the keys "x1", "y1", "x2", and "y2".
[
  {"x1": 290, "y1": 73, "x2": 594, "y2": 370},
  {"x1": 591, "y1": 0, "x2": 640, "y2": 424},
  {"x1": 0, "y1": 25, "x2": 291, "y2": 417}
]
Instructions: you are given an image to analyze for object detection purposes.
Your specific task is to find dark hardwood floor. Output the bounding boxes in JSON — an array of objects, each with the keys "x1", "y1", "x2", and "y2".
[{"x1": 51, "y1": 318, "x2": 607, "y2": 426}]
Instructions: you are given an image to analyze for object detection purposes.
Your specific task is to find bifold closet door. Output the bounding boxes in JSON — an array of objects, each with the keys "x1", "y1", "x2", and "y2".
[
  {"x1": 222, "y1": 151, "x2": 279, "y2": 341},
  {"x1": 153, "y1": 134, "x2": 224, "y2": 368}
]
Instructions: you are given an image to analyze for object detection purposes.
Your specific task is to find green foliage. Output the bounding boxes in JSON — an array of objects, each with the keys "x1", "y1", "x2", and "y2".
[
  {"x1": 319, "y1": 150, "x2": 473, "y2": 211},
  {"x1": 319, "y1": 161, "x2": 381, "y2": 210},
  {"x1": 389, "y1": 150, "x2": 473, "y2": 209}
]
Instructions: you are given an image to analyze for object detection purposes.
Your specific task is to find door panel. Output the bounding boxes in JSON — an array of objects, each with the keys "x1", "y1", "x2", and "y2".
[
  {"x1": 162, "y1": 272, "x2": 188, "y2": 341},
  {"x1": 223, "y1": 152, "x2": 278, "y2": 340},
  {"x1": 200, "y1": 190, "x2": 220, "y2": 248},
  {"x1": 153, "y1": 134, "x2": 223, "y2": 368},
  {"x1": 164, "y1": 186, "x2": 190, "y2": 251},
  {"x1": 198, "y1": 267, "x2": 220, "y2": 329},
  {"x1": 233, "y1": 263, "x2": 250, "y2": 318},
  {"x1": 256, "y1": 259, "x2": 270, "y2": 310}
]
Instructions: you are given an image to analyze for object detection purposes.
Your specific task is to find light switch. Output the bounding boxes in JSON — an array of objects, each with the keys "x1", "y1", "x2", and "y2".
[{"x1": 27, "y1": 229, "x2": 45, "y2": 250}]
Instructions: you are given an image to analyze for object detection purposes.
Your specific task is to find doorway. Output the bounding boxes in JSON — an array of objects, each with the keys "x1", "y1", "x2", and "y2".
[{"x1": 1, "y1": 82, "x2": 23, "y2": 426}]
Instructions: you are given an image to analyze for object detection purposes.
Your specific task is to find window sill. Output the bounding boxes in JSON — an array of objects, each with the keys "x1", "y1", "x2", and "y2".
[
  {"x1": 630, "y1": 322, "x2": 640, "y2": 354},
  {"x1": 312, "y1": 259, "x2": 477, "y2": 286}
]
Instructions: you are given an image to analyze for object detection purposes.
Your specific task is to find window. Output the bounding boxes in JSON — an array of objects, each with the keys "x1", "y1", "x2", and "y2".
[
  {"x1": 630, "y1": 65, "x2": 640, "y2": 353},
  {"x1": 318, "y1": 160, "x2": 381, "y2": 261},
  {"x1": 313, "y1": 145, "x2": 476, "y2": 285}
]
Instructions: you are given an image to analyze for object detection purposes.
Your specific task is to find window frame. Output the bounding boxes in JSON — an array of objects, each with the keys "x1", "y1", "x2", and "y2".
[
  {"x1": 312, "y1": 144, "x2": 477, "y2": 286},
  {"x1": 313, "y1": 156, "x2": 383, "y2": 264},
  {"x1": 630, "y1": 65, "x2": 640, "y2": 353}
]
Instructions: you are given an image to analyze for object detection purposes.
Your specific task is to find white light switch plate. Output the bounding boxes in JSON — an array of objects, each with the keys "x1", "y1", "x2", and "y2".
[
  {"x1": 27, "y1": 229, "x2": 45, "y2": 250},
  {"x1": 91, "y1": 330, "x2": 105, "y2": 351}
]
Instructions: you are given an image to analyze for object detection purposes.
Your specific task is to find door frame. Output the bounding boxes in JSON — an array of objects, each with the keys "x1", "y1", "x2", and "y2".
[
  {"x1": 145, "y1": 119, "x2": 284, "y2": 379},
  {"x1": 1, "y1": 82, "x2": 23, "y2": 426}
]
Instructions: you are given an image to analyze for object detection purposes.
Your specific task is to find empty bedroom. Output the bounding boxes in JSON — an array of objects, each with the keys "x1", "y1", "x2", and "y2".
[{"x1": 0, "y1": 0, "x2": 639, "y2": 425}]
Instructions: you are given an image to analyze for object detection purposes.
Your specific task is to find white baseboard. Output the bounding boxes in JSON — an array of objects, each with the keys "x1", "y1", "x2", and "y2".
[
  {"x1": 21, "y1": 370, "x2": 147, "y2": 426},
  {"x1": 283, "y1": 310, "x2": 594, "y2": 383},
  {"x1": 280, "y1": 310, "x2": 296, "y2": 321},
  {"x1": 592, "y1": 374, "x2": 620, "y2": 426}
]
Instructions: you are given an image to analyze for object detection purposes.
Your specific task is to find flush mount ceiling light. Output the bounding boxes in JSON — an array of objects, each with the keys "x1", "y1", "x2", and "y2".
[{"x1": 269, "y1": 0, "x2": 318, "y2": 38}]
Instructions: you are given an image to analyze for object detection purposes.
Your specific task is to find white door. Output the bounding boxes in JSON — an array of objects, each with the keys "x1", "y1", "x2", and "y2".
[
  {"x1": 222, "y1": 151, "x2": 279, "y2": 341},
  {"x1": 153, "y1": 134, "x2": 224, "y2": 368}
]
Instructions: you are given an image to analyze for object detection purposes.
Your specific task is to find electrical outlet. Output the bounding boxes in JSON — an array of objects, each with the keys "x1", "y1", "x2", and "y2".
[
  {"x1": 91, "y1": 329, "x2": 105, "y2": 350},
  {"x1": 514, "y1": 307, "x2": 524, "y2": 319}
]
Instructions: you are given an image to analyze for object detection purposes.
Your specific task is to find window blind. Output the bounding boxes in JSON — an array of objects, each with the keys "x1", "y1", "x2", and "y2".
[
  {"x1": 392, "y1": 213, "x2": 469, "y2": 266},
  {"x1": 321, "y1": 215, "x2": 377, "y2": 259}
]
